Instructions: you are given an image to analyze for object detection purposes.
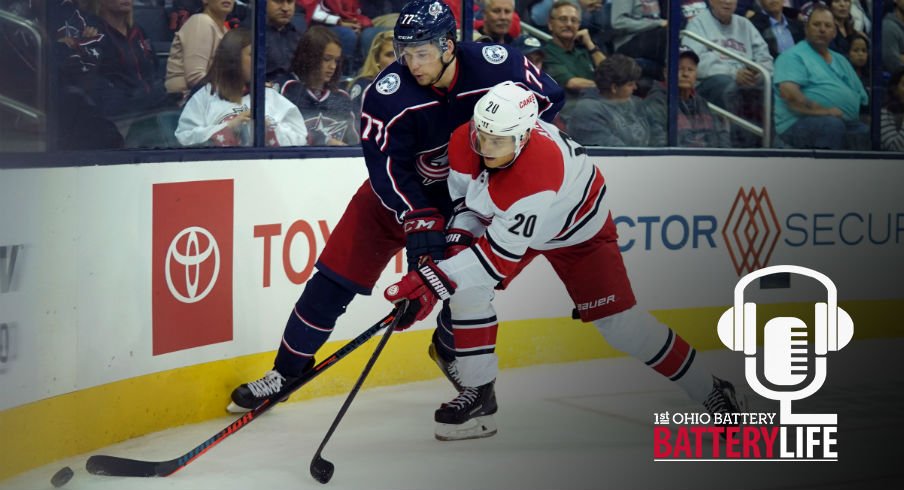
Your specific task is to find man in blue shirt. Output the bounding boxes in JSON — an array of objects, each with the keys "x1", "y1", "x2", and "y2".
[
  {"x1": 773, "y1": 5, "x2": 868, "y2": 150},
  {"x1": 750, "y1": 0, "x2": 805, "y2": 59}
]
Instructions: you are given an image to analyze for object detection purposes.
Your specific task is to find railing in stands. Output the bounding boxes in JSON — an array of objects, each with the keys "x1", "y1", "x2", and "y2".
[
  {"x1": 0, "y1": 10, "x2": 44, "y2": 123},
  {"x1": 679, "y1": 29, "x2": 773, "y2": 148}
]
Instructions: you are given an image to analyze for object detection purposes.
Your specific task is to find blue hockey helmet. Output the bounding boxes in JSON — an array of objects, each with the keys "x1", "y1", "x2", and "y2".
[{"x1": 394, "y1": 0, "x2": 457, "y2": 63}]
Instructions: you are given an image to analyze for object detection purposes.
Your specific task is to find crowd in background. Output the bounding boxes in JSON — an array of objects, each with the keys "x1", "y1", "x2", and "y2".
[{"x1": 5, "y1": 0, "x2": 904, "y2": 151}]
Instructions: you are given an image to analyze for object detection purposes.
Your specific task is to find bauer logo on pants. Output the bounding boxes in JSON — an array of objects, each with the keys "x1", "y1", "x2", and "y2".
[{"x1": 152, "y1": 180, "x2": 234, "y2": 355}]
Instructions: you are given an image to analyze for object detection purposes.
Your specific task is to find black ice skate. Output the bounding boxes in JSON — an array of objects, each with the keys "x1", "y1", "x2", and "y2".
[
  {"x1": 703, "y1": 376, "x2": 747, "y2": 437},
  {"x1": 428, "y1": 341, "x2": 464, "y2": 392},
  {"x1": 434, "y1": 381, "x2": 498, "y2": 441},
  {"x1": 703, "y1": 376, "x2": 745, "y2": 415},
  {"x1": 226, "y1": 360, "x2": 313, "y2": 413}
]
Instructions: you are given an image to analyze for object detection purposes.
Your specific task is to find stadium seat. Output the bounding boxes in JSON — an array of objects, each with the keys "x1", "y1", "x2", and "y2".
[{"x1": 133, "y1": 6, "x2": 173, "y2": 57}]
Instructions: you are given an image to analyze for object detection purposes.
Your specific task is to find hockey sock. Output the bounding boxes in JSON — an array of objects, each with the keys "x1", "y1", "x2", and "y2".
[
  {"x1": 432, "y1": 302, "x2": 456, "y2": 362},
  {"x1": 274, "y1": 272, "x2": 356, "y2": 377},
  {"x1": 593, "y1": 308, "x2": 712, "y2": 403}
]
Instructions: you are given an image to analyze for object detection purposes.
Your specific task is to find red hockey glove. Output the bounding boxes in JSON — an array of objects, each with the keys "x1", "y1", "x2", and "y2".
[
  {"x1": 445, "y1": 228, "x2": 474, "y2": 258},
  {"x1": 403, "y1": 208, "x2": 446, "y2": 271},
  {"x1": 384, "y1": 258, "x2": 457, "y2": 330}
]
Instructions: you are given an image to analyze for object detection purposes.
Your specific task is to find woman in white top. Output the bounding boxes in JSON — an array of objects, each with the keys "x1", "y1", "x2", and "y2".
[
  {"x1": 165, "y1": 0, "x2": 234, "y2": 94},
  {"x1": 175, "y1": 28, "x2": 308, "y2": 147}
]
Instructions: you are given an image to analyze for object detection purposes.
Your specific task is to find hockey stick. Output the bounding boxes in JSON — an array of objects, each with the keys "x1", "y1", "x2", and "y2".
[
  {"x1": 85, "y1": 307, "x2": 402, "y2": 478},
  {"x1": 310, "y1": 302, "x2": 399, "y2": 484}
]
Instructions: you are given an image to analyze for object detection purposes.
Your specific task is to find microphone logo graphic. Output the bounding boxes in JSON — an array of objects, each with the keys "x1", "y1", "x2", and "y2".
[{"x1": 717, "y1": 265, "x2": 854, "y2": 425}]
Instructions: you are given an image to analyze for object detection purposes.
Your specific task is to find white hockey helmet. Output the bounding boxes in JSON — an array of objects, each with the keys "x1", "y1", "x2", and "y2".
[{"x1": 469, "y1": 81, "x2": 539, "y2": 162}]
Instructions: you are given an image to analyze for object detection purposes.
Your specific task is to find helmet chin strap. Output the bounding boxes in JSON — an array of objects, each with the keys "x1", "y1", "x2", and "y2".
[{"x1": 429, "y1": 47, "x2": 457, "y2": 87}]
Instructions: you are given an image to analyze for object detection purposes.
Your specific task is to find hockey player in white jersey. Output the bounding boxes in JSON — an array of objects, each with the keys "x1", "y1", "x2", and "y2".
[{"x1": 385, "y1": 81, "x2": 743, "y2": 441}]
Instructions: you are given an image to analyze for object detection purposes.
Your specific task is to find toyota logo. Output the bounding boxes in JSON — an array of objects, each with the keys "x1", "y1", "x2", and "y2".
[{"x1": 165, "y1": 226, "x2": 220, "y2": 303}]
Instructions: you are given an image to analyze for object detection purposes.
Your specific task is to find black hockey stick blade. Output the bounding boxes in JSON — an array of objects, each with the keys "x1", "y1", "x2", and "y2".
[
  {"x1": 85, "y1": 308, "x2": 401, "y2": 478},
  {"x1": 310, "y1": 458, "x2": 334, "y2": 484},
  {"x1": 310, "y1": 301, "x2": 403, "y2": 484}
]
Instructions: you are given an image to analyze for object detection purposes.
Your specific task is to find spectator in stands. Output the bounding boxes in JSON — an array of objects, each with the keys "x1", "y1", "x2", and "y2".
[
  {"x1": 881, "y1": 69, "x2": 904, "y2": 151},
  {"x1": 529, "y1": 0, "x2": 607, "y2": 41},
  {"x1": 267, "y1": 0, "x2": 303, "y2": 83},
  {"x1": 176, "y1": 28, "x2": 308, "y2": 147},
  {"x1": 824, "y1": 0, "x2": 858, "y2": 54},
  {"x1": 445, "y1": 0, "x2": 522, "y2": 42},
  {"x1": 306, "y1": 1, "x2": 385, "y2": 76},
  {"x1": 92, "y1": 0, "x2": 177, "y2": 117},
  {"x1": 684, "y1": 0, "x2": 773, "y2": 146},
  {"x1": 611, "y1": 0, "x2": 668, "y2": 77},
  {"x1": 49, "y1": 0, "x2": 126, "y2": 149},
  {"x1": 569, "y1": 54, "x2": 653, "y2": 147},
  {"x1": 882, "y1": 0, "x2": 904, "y2": 74},
  {"x1": 512, "y1": 35, "x2": 546, "y2": 70},
  {"x1": 849, "y1": 0, "x2": 870, "y2": 34},
  {"x1": 773, "y1": 6, "x2": 868, "y2": 149},
  {"x1": 735, "y1": 0, "x2": 758, "y2": 18},
  {"x1": 280, "y1": 25, "x2": 359, "y2": 145},
  {"x1": 166, "y1": 0, "x2": 234, "y2": 95},
  {"x1": 167, "y1": 0, "x2": 204, "y2": 33},
  {"x1": 348, "y1": 30, "x2": 395, "y2": 111},
  {"x1": 644, "y1": 48, "x2": 731, "y2": 147},
  {"x1": 750, "y1": 0, "x2": 806, "y2": 58},
  {"x1": 543, "y1": 0, "x2": 606, "y2": 102},
  {"x1": 682, "y1": 0, "x2": 712, "y2": 22},
  {"x1": 478, "y1": 0, "x2": 518, "y2": 44},
  {"x1": 847, "y1": 31, "x2": 870, "y2": 90}
]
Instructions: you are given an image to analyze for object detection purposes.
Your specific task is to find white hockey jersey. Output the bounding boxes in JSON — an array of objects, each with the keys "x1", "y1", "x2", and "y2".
[
  {"x1": 175, "y1": 84, "x2": 309, "y2": 147},
  {"x1": 438, "y1": 121, "x2": 609, "y2": 291}
]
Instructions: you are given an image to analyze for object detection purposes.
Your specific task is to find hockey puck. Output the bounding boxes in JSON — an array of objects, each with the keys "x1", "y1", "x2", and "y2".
[{"x1": 51, "y1": 466, "x2": 74, "y2": 487}]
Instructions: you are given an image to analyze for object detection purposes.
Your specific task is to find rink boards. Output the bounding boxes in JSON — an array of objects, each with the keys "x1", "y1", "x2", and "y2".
[{"x1": 0, "y1": 154, "x2": 902, "y2": 479}]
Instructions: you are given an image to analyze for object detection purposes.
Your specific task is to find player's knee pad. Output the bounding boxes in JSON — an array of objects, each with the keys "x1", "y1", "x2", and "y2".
[
  {"x1": 449, "y1": 286, "x2": 498, "y2": 357},
  {"x1": 448, "y1": 286, "x2": 495, "y2": 320},
  {"x1": 592, "y1": 307, "x2": 670, "y2": 362},
  {"x1": 294, "y1": 271, "x2": 357, "y2": 328},
  {"x1": 277, "y1": 273, "x2": 358, "y2": 374}
]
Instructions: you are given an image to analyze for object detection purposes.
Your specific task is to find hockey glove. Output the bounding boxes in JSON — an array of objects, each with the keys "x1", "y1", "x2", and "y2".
[
  {"x1": 403, "y1": 208, "x2": 446, "y2": 271},
  {"x1": 384, "y1": 258, "x2": 457, "y2": 330},
  {"x1": 445, "y1": 228, "x2": 474, "y2": 258}
]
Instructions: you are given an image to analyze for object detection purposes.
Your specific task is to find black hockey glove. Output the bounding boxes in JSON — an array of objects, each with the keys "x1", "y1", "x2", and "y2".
[{"x1": 403, "y1": 208, "x2": 446, "y2": 271}]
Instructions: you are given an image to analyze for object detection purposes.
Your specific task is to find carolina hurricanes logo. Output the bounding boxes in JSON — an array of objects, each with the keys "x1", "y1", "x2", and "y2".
[{"x1": 415, "y1": 143, "x2": 450, "y2": 183}]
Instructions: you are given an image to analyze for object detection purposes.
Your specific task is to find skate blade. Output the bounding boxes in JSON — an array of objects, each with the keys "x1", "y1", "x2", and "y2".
[
  {"x1": 226, "y1": 401, "x2": 252, "y2": 414},
  {"x1": 435, "y1": 415, "x2": 498, "y2": 441}
]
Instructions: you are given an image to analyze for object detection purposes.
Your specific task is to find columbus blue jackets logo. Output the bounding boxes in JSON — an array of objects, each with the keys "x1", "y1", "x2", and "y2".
[
  {"x1": 429, "y1": 1, "x2": 444, "y2": 18},
  {"x1": 482, "y1": 45, "x2": 508, "y2": 64},
  {"x1": 375, "y1": 73, "x2": 401, "y2": 95},
  {"x1": 415, "y1": 143, "x2": 450, "y2": 183},
  {"x1": 349, "y1": 84, "x2": 362, "y2": 101}
]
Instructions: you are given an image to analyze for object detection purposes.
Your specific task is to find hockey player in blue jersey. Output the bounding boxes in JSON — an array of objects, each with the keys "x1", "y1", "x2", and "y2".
[{"x1": 227, "y1": 0, "x2": 564, "y2": 413}]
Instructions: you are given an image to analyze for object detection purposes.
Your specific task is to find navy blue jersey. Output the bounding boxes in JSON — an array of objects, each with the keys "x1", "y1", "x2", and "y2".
[
  {"x1": 281, "y1": 77, "x2": 360, "y2": 145},
  {"x1": 360, "y1": 41, "x2": 564, "y2": 222}
]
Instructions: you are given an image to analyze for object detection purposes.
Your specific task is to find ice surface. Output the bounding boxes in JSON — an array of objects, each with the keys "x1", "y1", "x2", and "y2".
[{"x1": 3, "y1": 340, "x2": 903, "y2": 490}]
